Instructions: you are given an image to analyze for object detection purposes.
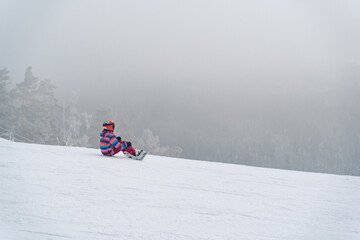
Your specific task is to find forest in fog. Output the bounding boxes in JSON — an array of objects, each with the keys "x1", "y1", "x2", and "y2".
[
  {"x1": 0, "y1": 67, "x2": 183, "y2": 158},
  {"x1": 1, "y1": 66, "x2": 359, "y2": 176}
]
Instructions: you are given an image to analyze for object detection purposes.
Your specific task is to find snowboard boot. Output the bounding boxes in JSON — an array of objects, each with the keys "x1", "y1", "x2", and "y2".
[
  {"x1": 124, "y1": 149, "x2": 147, "y2": 161},
  {"x1": 133, "y1": 149, "x2": 143, "y2": 157}
]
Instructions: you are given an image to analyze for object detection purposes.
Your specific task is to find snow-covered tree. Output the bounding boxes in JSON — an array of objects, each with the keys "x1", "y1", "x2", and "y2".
[
  {"x1": 10, "y1": 67, "x2": 42, "y2": 142},
  {"x1": 35, "y1": 79, "x2": 63, "y2": 144},
  {"x1": 136, "y1": 128, "x2": 182, "y2": 157},
  {"x1": 63, "y1": 93, "x2": 82, "y2": 146},
  {"x1": 61, "y1": 92, "x2": 92, "y2": 147},
  {"x1": 0, "y1": 68, "x2": 12, "y2": 138},
  {"x1": 78, "y1": 112, "x2": 92, "y2": 147},
  {"x1": 9, "y1": 67, "x2": 63, "y2": 144}
]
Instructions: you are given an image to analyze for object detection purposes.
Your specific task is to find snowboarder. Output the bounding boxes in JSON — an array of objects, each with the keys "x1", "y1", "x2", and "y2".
[{"x1": 100, "y1": 120, "x2": 146, "y2": 160}]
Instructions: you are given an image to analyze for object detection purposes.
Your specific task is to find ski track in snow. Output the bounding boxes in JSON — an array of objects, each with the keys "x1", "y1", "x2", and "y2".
[{"x1": 0, "y1": 138, "x2": 359, "y2": 240}]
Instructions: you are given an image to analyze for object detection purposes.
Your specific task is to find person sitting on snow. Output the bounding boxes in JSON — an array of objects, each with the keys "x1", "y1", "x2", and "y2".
[{"x1": 100, "y1": 120, "x2": 144, "y2": 159}]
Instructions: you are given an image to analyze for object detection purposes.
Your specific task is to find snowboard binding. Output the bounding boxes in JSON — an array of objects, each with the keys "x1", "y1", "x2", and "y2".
[{"x1": 123, "y1": 149, "x2": 147, "y2": 161}]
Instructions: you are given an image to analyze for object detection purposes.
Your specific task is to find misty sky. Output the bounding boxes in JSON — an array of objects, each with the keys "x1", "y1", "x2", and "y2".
[
  {"x1": 1, "y1": 0, "x2": 360, "y2": 171},
  {"x1": 1, "y1": 0, "x2": 360, "y2": 111}
]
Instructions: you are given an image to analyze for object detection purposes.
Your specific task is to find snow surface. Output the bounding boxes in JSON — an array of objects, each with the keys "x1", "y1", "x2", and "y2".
[{"x1": 0, "y1": 138, "x2": 359, "y2": 240}]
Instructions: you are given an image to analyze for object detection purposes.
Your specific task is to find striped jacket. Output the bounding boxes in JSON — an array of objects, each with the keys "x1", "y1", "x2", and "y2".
[{"x1": 100, "y1": 130, "x2": 127, "y2": 156}]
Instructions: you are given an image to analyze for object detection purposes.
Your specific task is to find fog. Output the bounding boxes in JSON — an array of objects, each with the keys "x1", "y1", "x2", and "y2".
[{"x1": 1, "y1": 0, "x2": 360, "y2": 175}]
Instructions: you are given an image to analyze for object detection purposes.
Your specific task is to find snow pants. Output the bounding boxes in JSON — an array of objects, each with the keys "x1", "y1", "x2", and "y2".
[{"x1": 114, "y1": 140, "x2": 136, "y2": 156}]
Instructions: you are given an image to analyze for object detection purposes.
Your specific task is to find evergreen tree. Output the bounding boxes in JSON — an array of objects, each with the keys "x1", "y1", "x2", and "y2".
[
  {"x1": 79, "y1": 112, "x2": 92, "y2": 147},
  {"x1": 36, "y1": 79, "x2": 62, "y2": 144},
  {"x1": 0, "y1": 68, "x2": 11, "y2": 138},
  {"x1": 61, "y1": 92, "x2": 92, "y2": 147},
  {"x1": 11, "y1": 67, "x2": 41, "y2": 142},
  {"x1": 63, "y1": 93, "x2": 82, "y2": 146},
  {"x1": 9, "y1": 67, "x2": 62, "y2": 144}
]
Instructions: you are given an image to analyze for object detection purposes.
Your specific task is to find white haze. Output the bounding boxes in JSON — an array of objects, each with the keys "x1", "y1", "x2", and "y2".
[
  {"x1": 1, "y1": 0, "x2": 359, "y2": 97},
  {"x1": 1, "y1": 0, "x2": 360, "y2": 173}
]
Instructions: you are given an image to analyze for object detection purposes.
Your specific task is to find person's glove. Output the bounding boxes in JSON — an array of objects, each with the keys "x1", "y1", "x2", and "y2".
[
  {"x1": 126, "y1": 141, "x2": 132, "y2": 147},
  {"x1": 117, "y1": 137, "x2": 122, "y2": 141}
]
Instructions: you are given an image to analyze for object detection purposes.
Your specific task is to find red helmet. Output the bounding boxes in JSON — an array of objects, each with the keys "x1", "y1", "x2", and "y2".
[{"x1": 103, "y1": 120, "x2": 115, "y2": 131}]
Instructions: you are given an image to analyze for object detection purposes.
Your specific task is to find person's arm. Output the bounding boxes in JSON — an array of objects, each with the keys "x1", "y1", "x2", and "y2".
[
  {"x1": 110, "y1": 133, "x2": 130, "y2": 150},
  {"x1": 109, "y1": 133, "x2": 121, "y2": 149}
]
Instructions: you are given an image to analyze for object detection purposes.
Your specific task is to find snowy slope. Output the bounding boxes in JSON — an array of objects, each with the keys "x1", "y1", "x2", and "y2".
[{"x1": 0, "y1": 138, "x2": 359, "y2": 240}]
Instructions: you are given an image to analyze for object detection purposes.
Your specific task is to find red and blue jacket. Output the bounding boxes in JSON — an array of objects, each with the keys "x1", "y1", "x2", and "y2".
[{"x1": 100, "y1": 130, "x2": 127, "y2": 156}]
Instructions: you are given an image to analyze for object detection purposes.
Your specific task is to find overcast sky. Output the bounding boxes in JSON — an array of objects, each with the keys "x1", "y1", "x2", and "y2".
[{"x1": 1, "y1": 0, "x2": 359, "y2": 109}]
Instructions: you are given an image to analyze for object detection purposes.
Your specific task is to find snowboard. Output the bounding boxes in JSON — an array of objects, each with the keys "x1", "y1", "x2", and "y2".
[{"x1": 124, "y1": 149, "x2": 147, "y2": 161}]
